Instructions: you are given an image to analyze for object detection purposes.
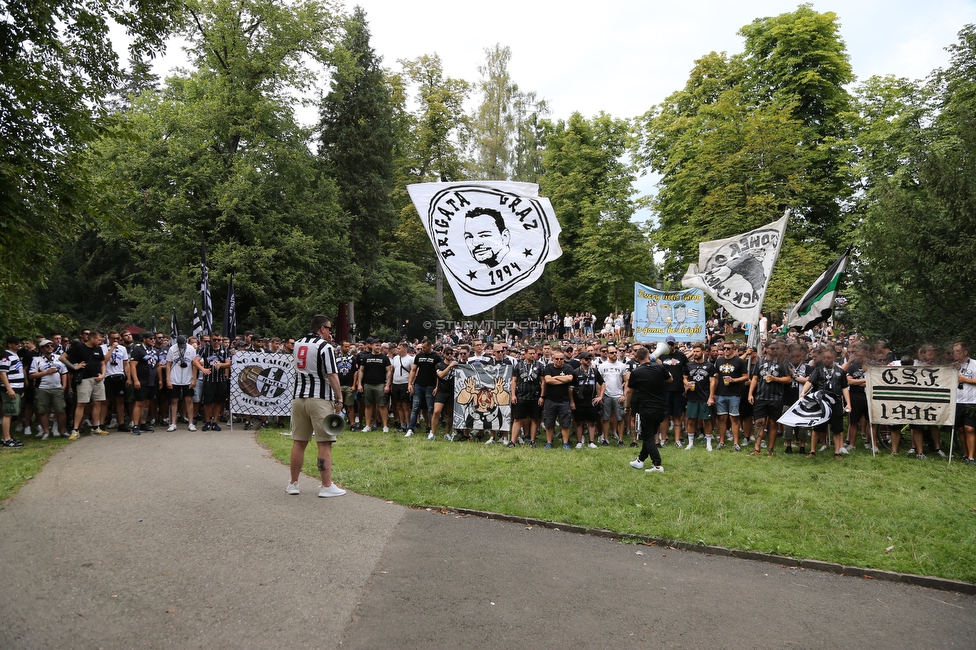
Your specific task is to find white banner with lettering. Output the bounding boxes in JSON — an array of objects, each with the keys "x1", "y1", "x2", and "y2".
[{"x1": 867, "y1": 365, "x2": 956, "y2": 426}]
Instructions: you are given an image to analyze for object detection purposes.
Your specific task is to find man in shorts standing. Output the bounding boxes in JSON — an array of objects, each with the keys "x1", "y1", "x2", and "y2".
[
  {"x1": 28, "y1": 339, "x2": 69, "y2": 439},
  {"x1": 64, "y1": 330, "x2": 108, "y2": 439},
  {"x1": 715, "y1": 341, "x2": 748, "y2": 451},
  {"x1": 358, "y1": 338, "x2": 391, "y2": 432},
  {"x1": 683, "y1": 342, "x2": 716, "y2": 450},
  {"x1": 509, "y1": 345, "x2": 544, "y2": 447},
  {"x1": 166, "y1": 335, "x2": 198, "y2": 432},
  {"x1": 541, "y1": 351, "x2": 575, "y2": 449},
  {"x1": 1, "y1": 336, "x2": 26, "y2": 447},
  {"x1": 195, "y1": 335, "x2": 230, "y2": 431},
  {"x1": 747, "y1": 341, "x2": 789, "y2": 456},
  {"x1": 335, "y1": 340, "x2": 360, "y2": 430},
  {"x1": 287, "y1": 315, "x2": 345, "y2": 497},
  {"x1": 128, "y1": 332, "x2": 160, "y2": 435}
]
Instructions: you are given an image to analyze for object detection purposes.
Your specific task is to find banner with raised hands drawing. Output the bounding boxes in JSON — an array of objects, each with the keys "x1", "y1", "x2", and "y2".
[
  {"x1": 452, "y1": 362, "x2": 513, "y2": 433},
  {"x1": 407, "y1": 181, "x2": 562, "y2": 316}
]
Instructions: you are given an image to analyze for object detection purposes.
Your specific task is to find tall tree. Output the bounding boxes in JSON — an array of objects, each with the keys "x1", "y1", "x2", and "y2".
[
  {"x1": 0, "y1": 0, "x2": 179, "y2": 332},
  {"x1": 471, "y1": 44, "x2": 516, "y2": 180},
  {"x1": 47, "y1": 0, "x2": 357, "y2": 334},
  {"x1": 848, "y1": 26, "x2": 976, "y2": 349},
  {"x1": 318, "y1": 6, "x2": 396, "y2": 263},
  {"x1": 539, "y1": 113, "x2": 653, "y2": 315}
]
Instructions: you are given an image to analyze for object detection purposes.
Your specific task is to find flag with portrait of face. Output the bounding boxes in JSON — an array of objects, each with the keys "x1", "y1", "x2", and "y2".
[{"x1": 407, "y1": 181, "x2": 562, "y2": 316}]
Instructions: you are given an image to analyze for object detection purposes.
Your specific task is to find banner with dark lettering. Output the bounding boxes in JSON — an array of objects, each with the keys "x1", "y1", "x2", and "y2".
[
  {"x1": 633, "y1": 283, "x2": 705, "y2": 343},
  {"x1": 407, "y1": 181, "x2": 562, "y2": 316},
  {"x1": 867, "y1": 365, "x2": 956, "y2": 426},
  {"x1": 230, "y1": 351, "x2": 295, "y2": 417},
  {"x1": 681, "y1": 213, "x2": 788, "y2": 324},
  {"x1": 452, "y1": 362, "x2": 513, "y2": 433}
]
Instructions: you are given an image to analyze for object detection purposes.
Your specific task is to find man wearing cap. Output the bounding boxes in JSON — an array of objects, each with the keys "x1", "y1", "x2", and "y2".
[
  {"x1": 1, "y1": 336, "x2": 26, "y2": 447},
  {"x1": 29, "y1": 339, "x2": 69, "y2": 439},
  {"x1": 166, "y1": 335, "x2": 198, "y2": 432},
  {"x1": 658, "y1": 336, "x2": 689, "y2": 448}
]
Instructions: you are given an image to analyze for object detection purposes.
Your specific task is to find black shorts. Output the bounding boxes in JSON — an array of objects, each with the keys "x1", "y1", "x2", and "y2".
[
  {"x1": 513, "y1": 399, "x2": 541, "y2": 420},
  {"x1": 956, "y1": 404, "x2": 976, "y2": 429},
  {"x1": 134, "y1": 385, "x2": 158, "y2": 402},
  {"x1": 104, "y1": 375, "x2": 127, "y2": 398},
  {"x1": 738, "y1": 396, "x2": 754, "y2": 419},
  {"x1": 434, "y1": 390, "x2": 453, "y2": 405},
  {"x1": 574, "y1": 405, "x2": 601, "y2": 424},
  {"x1": 391, "y1": 384, "x2": 410, "y2": 403},
  {"x1": 543, "y1": 400, "x2": 572, "y2": 429},
  {"x1": 203, "y1": 381, "x2": 229, "y2": 405},
  {"x1": 664, "y1": 391, "x2": 686, "y2": 417},
  {"x1": 753, "y1": 400, "x2": 783, "y2": 420},
  {"x1": 849, "y1": 393, "x2": 868, "y2": 424},
  {"x1": 814, "y1": 406, "x2": 844, "y2": 435},
  {"x1": 169, "y1": 385, "x2": 194, "y2": 400}
]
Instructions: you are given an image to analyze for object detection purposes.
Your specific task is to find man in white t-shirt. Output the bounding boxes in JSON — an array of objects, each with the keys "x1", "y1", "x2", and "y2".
[
  {"x1": 390, "y1": 343, "x2": 414, "y2": 431},
  {"x1": 102, "y1": 330, "x2": 130, "y2": 431},
  {"x1": 954, "y1": 342, "x2": 976, "y2": 464},
  {"x1": 166, "y1": 336, "x2": 198, "y2": 432},
  {"x1": 599, "y1": 345, "x2": 628, "y2": 446}
]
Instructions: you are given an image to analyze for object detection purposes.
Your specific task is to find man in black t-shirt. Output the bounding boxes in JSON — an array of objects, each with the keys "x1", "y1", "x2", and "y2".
[
  {"x1": 714, "y1": 342, "x2": 748, "y2": 451},
  {"x1": 541, "y1": 351, "x2": 575, "y2": 449},
  {"x1": 406, "y1": 338, "x2": 442, "y2": 439},
  {"x1": 572, "y1": 352, "x2": 604, "y2": 449},
  {"x1": 800, "y1": 346, "x2": 851, "y2": 459},
  {"x1": 335, "y1": 340, "x2": 360, "y2": 430},
  {"x1": 433, "y1": 347, "x2": 460, "y2": 441},
  {"x1": 510, "y1": 347, "x2": 544, "y2": 447},
  {"x1": 193, "y1": 335, "x2": 230, "y2": 431},
  {"x1": 626, "y1": 346, "x2": 666, "y2": 473},
  {"x1": 128, "y1": 333, "x2": 160, "y2": 435},
  {"x1": 683, "y1": 342, "x2": 716, "y2": 450},
  {"x1": 658, "y1": 336, "x2": 689, "y2": 448},
  {"x1": 358, "y1": 339, "x2": 392, "y2": 432},
  {"x1": 62, "y1": 330, "x2": 107, "y2": 438},
  {"x1": 747, "y1": 341, "x2": 790, "y2": 456}
]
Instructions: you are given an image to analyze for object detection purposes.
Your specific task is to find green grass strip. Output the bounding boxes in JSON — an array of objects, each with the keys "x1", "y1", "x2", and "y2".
[
  {"x1": 0, "y1": 435, "x2": 71, "y2": 502},
  {"x1": 259, "y1": 427, "x2": 976, "y2": 583}
]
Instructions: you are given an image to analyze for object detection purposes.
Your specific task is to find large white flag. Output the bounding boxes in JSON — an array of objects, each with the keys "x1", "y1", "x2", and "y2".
[
  {"x1": 681, "y1": 212, "x2": 789, "y2": 323},
  {"x1": 778, "y1": 390, "x2": 838, "y2": 428},
  {"x1": 407, "y1": 181, "x2": 562, "y2": 316}
]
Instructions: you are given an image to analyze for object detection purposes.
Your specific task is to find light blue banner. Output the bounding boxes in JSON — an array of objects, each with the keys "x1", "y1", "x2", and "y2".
[{"x1": 633, "y1": 283, "x2": 706, "y2": 343}]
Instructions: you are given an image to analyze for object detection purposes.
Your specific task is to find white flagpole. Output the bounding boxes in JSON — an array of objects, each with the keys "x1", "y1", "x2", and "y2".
[{"x1": 948, "y1": 425, "x2": 955, "y2": 465}]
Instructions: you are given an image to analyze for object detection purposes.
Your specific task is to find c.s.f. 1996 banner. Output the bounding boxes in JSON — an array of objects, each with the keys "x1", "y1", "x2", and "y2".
[
  {"x1": 633, "y1": 283, "x2": 705, "y2": 343},
  {"x1": 867, "y1": 365, "x2": 956, "y2": 426},
  {"x1": 453, "y1": 362, "x2": 512, "y2": 433}
]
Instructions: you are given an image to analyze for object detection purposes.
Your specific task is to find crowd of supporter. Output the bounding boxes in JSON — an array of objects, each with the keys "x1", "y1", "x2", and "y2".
[{"x1": 3, "y1": 319, "x2": 974, "y2": 469}]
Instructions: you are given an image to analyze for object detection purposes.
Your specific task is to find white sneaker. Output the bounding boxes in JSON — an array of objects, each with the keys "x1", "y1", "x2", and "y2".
[
  {"x1": 706, "y1": 444, "x2": 713, "y2": 452},
  {"x1": 685, "y1": 443, "x2": 694, "y2": 450},
  {"x1": 166, "y1": 424, "x2": 177, "y2": 432},
  {"x1": 588, "y1": 442, "x2": 598, "y2": 449},
  {"x1": 575, "y1": 442, "x2": 583, "y2": 449},
  {"x1": 838, "y1": 447, "x2": 849, "y2": 455},
  {"x1": 404, "y1": 429, "x2": 414, "y2": 437},
  {"x1": 629, "y1": 459, "x2": 644, "y2": 470},
  {"x1": 426, "y1": 432, "x2": 435, "y2": 441},
  {"x1": 40, "y1": 431, "x2": 50, "y2": 440},
  {"x1": 645, "y1": 465, "x2": 665, "y2": 473},
  {"x1": 319, "y1": 483, "x2": 346, "y2": 498},
  {"x1": 361, "y1": 426, "x2": 372, "y2": 432},
  {"x1": 286, "y1": 481, "x2": 300, "y2": 495},
  {"x1": 444, "y1": 433, "x2": 454, "y2": 442},
  {"x1": 819, "y1": 445, "x2": 828, "y2": 452},
  {"x1": 383, "y1": 426, "x2": 389, "y2": 433},
  {"x1": 280, "y1": 430, "x2": 292, "y2": 436},
  {"x1": 485, "y1": 438, "x2": 495, "y2": 445},
  {"x1": 188, "y1": 424, "x2": 196, "y2": 432}
]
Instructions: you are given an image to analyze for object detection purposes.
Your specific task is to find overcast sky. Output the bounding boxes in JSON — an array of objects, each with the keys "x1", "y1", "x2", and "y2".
[{"x1": 149, "y1": 0, "x2": 975, "y2": 207}]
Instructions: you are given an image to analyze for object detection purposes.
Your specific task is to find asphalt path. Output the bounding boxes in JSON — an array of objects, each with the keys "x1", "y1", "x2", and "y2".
[{"x1": 1, "y1": 429, "x2": 974, "y2": 649}]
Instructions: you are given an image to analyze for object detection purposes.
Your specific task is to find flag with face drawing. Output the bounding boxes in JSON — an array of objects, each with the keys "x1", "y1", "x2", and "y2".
[
  {"x1": 682, "y1": 213, "x2": 789, "y2": 324},
  {"x1": 407, "y1": 181, "x2": 562, "y2": 316}
]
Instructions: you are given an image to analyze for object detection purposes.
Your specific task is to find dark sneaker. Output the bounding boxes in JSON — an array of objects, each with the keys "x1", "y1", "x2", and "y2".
[
  {"x1": 202, "y1": 422, "x2": 211, "y2": 431},
  {"x1": 244, "y1": 421, "x2": 252, "y2": 430},
  {"x1": 210, "y1": 423, "x2": 221, "y2": 431},
  {"x1": 1, "y1": 438, "x2": 24, "y2": 448},
  {"x1": 131, "y1": 427, "x2": 141, "y2": 436},
  {"x1": 116, "y1": 423, "x2": 131, "y2": 433},
  {"x1": 142, "y1": 426, "x2": 154, "y2": 433}
]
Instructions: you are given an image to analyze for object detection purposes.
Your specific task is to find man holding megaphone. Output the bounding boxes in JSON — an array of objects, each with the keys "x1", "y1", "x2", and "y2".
[{"x1": 286, "y1": 315, "x2": 346, "y2": 498}]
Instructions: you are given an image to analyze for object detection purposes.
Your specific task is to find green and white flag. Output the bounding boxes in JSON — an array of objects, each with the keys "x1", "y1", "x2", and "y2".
[{"x1": 787, "y1": 248, "x2": 850, "y2": 331}]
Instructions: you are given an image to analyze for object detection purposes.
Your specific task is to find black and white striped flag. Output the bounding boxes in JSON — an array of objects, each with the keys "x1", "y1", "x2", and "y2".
[
  {"x1": 200, "y1": 241, "x2": 213, "y2": 336},
  {"x1": 191, "y1": 300, "x2": 204, "y2": 339},
  {"x1": 223, "y1": 274, "x2": 236, "y2": 340},
  {"x1": 170, "y1": 308, "x2": 180, "y2": 337}
]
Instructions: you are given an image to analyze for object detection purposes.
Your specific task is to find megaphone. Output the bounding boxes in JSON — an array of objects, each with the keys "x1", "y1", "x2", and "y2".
[
  {"x1": 650, "y1": 341, "x2": 671, "y2": 361},
  {"x1": 323, "y1": 413, "x2": 346, "y2": 437}
]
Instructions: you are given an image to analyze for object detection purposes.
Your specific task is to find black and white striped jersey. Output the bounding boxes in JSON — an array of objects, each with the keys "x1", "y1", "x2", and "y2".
[{"x1": 292, "y1": 334, "x2": 338, "y2": 400}]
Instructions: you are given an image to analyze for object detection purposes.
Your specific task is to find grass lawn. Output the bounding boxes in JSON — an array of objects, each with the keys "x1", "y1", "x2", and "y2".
[
  {"x1": 259, "y1": 426, "x2": 976, "y2": 584},
  {"x1": 0, "y1": 434, "x2": 71, "y2": 502}
]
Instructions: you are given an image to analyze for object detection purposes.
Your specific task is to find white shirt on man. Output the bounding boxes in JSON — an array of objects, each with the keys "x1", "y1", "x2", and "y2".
[{"x1": 166, "y1": 343, "x2": 198, "y2": 385}]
